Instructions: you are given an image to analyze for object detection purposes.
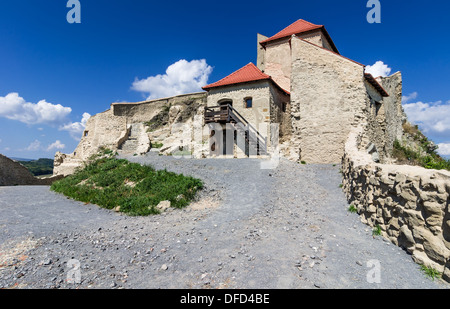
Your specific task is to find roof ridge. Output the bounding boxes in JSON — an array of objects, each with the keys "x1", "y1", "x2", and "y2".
[
  {"x1": 260, "y1": 19, "x2": 323, "y2": 45},
  {"x1": 202, "y1": 62, "x2": 271, "y2": 90}
]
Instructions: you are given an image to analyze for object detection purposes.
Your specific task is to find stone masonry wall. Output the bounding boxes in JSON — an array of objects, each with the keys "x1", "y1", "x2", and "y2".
[
  {"x1": 342, "y1": 127, "x2": 450, "y2": 282},
  {"x1": 288, "y1": 36, "x2": 367, "y2": 163}
]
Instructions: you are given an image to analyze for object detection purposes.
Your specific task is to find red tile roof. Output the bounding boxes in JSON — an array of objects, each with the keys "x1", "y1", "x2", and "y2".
[
  {"x1": 202, "y1": 63, "x2": 289, "y2": 94},
  {"x1": 259, "y1": 19, "x2": 339, "y2": 53},
  {"x1": 203, "y1": 63, "x2": 269, "y2": 89},
  {"x1": 260, "y1": 19, "x2": 322, "y2": 44},
  {"x1": 364, "y1": 73, "x2": 389, "y2": 97}
]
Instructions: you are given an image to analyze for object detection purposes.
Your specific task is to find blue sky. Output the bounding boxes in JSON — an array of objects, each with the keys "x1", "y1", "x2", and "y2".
[{"x1": 0, "y1": 0, "x2": 449, "y2": 159}]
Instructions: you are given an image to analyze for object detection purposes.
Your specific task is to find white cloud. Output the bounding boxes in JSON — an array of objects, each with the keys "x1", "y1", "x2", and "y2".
[
  {"x1": 59, "y1": 112, "x2": 91, "y2": 140},
  {"x1": 403, "y1": 100, "x2": 450, "y2": 134},
  {"x1": 0, "y1": 92, "x2": 72, "y2": 125},
  {"x1": 365, "y1": 61, "x2": 392, "y2": 77},
  {"x1": 131, "y1": 59, "x2": 213, "y2": 100},
  {"x1": 47, "y1": 140, "x2": 66, "y2": 151},
  {"x1": 437, "y1": 143, "x2": 450, "y2": 156},
  {"x1": 402, "y1": 92, "x2": 418, "y2": 104},
  {"x1": 26, "y1": 140, "x2": 41, "y2": 151}
]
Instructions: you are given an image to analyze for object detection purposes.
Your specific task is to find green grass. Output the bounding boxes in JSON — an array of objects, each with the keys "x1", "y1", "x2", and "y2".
[
  {"x1": 50, "y1": 150, "x2": 203, "y2": 216},
  {"x1": 372, "y1": 225, "x2": 382, "y2": 236},
  {"x1": 420, "y1": 265, "x2": 442, "y2": 281},
  {"x1": 348, "y1": 205, "x2": 357, "y2": 213},
  {"x1": 151, "y1": 142, "x2": 164, "y2": 149}
]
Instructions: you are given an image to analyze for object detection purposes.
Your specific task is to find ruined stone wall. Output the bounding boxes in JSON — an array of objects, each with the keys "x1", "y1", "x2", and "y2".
[
  {"x1": 112, "y1": 92, "x2": 206, "y2": 124},
  {"x1": 257, "y1": 33, "x2": 268, "y2": 71},
  {"x1": 0, "y1": 154, "x2": 63, "y2": 186},
  {"x1": 361, "y1": 80, "x2": 387, "y2": 162},
  {"x1": 342, "y1": 127, "x2": 450, "y2": 282},
  {"x1": 54, "y1": 108, "x2": 129, "y2": 176},
  {"x1": 54, "y1": 93, "x2": 209, "y2": 176},
  {"x1": 360, "y1": 72, "x2": 404, "y2": 163},
  {"x1": 379, "y1": 72, "x2": 404, "y2": 154},
  {"x1": 288, "y1": 36, "x2": 367, "y2": 163},
  {"x1": 148, "y1": 93, "x2": 208, "y2": 158}
]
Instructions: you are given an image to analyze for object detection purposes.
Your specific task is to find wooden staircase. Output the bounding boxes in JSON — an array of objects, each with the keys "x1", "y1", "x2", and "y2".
[{"x1": 205, "y1": 104, "x2": 267, "y2": 155}]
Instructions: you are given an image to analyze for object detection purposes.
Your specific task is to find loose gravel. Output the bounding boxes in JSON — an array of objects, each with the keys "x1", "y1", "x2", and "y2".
[{"x1": 0, "y1": 152, "x2": 448, "y2": 289}]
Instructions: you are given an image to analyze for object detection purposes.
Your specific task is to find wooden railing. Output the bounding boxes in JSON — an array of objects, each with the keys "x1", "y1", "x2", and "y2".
[{"x1": 204, "y1": 104, "x2": 267, "y2": 154}]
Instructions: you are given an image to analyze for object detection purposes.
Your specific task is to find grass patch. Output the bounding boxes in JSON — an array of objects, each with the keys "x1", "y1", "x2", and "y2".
[
  {"x1": 372, "y1": 225, "x2": 382, "y2": 236},
  {"x1": 151, "y1": 142, "x2": 164, "y2": 149},
  {"x1": 420, "y1": 265, "x2": 442, "y2": 281},
  {"x1": 50, "y1": 149, "x2": 203, "y2": 216},
  {"x1": 348, "y1": 205, "x2": 357, "y2": 213},
  {"x1": 300, "y1": 161, "x2": 306, "y2": 165}
]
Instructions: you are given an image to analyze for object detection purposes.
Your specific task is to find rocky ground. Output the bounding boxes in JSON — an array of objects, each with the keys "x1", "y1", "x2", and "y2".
[{"x1": 0, "y1": 153, "x2": 448, "y2": 289}]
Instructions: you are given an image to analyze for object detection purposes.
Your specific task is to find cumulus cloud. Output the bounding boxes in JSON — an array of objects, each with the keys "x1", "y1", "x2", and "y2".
[
  {"x1": 365, "y1": 61, "x2": 392, "y2": 77},
  {"x1": 59, "y1": 112, "x2": 91, "y2": 140},
  {"x1": 437, "y1": 143, "x2": 450, "y2": 156},
  {"x1": 403, "y1": 99, "x2": 450, "y2": 134},
  {"x1": 47, "y1": 140, "x2": 66, "y2": 151},
  {"x1": 0, "y1": 92, "x2": 72, "y2": 125},
  {"x1": 26, "y1": 140, "x2": 41, "y2": 151},
  {"x1": 402, "y1": 92, "x2": 418, "y2": 104},
  {"x1": 131, "y1": 59, "x2": 213, "y2": 100},
  {"x1": 403, "y1": 94, "x2": 450, "y2": 157}
]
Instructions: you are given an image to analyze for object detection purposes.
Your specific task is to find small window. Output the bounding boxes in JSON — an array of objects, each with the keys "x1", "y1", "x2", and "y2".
[
  {"x1": 244, "y1": 97, "x2": 253, "y2": 108},
  {"x1": 83, "y1": 130, "x2": 89, "y2": 137}
]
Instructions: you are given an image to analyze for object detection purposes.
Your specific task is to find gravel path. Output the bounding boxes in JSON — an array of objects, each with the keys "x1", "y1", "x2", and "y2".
[{"x1": 0, "y1": 153, "x2": 448, "y2": 289}]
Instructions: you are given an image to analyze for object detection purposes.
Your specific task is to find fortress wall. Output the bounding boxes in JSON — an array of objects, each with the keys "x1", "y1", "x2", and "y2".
[
  {"x1": 379, "y1": 72, "x2": 404, "y2": 154},
  {"x1": 289, "y1": 36, "x2": 367, "y2": 163},
  {"x1": 112, "y1": 92, "x2": 207, "y2": 124},
  {"x1": 342, "y1": 126, "x2": 450, "y2": 282},
  {"x1": 360, "y1": 72, "x2": 404, "y2": 163},
  {"x1": 53, "y1": 109, "x2": 129, "y2": 176},
  {"x1": 54, "y1": 92, "x2": 208, "y2": 176}
]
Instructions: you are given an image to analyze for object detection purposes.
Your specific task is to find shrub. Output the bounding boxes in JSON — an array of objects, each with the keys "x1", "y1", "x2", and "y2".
[{"x1": 393, "y1": 140, "x2": 450, "y2": 171}]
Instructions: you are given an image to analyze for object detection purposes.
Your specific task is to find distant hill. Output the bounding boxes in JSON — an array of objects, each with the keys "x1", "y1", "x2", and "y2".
[
  {"x1": 17, "y1": 158, "x2": 54, "y2": 176},
  {"x1": 10, "y1": 157, "x2": 34, "y2": 162}
]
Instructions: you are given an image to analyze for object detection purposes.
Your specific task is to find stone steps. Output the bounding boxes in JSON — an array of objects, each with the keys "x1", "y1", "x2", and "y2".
[{"x1": 118, "y1": 124, "x2": 143, "y2": 153}]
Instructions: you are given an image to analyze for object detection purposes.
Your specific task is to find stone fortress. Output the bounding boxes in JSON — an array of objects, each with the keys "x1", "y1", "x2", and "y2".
[
  {"x1": 52, "y1": 19, "x2": 450, "y2": 282},
  {"x1": 54, "y1": 19, "x2": 403, "y2": 174}
]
